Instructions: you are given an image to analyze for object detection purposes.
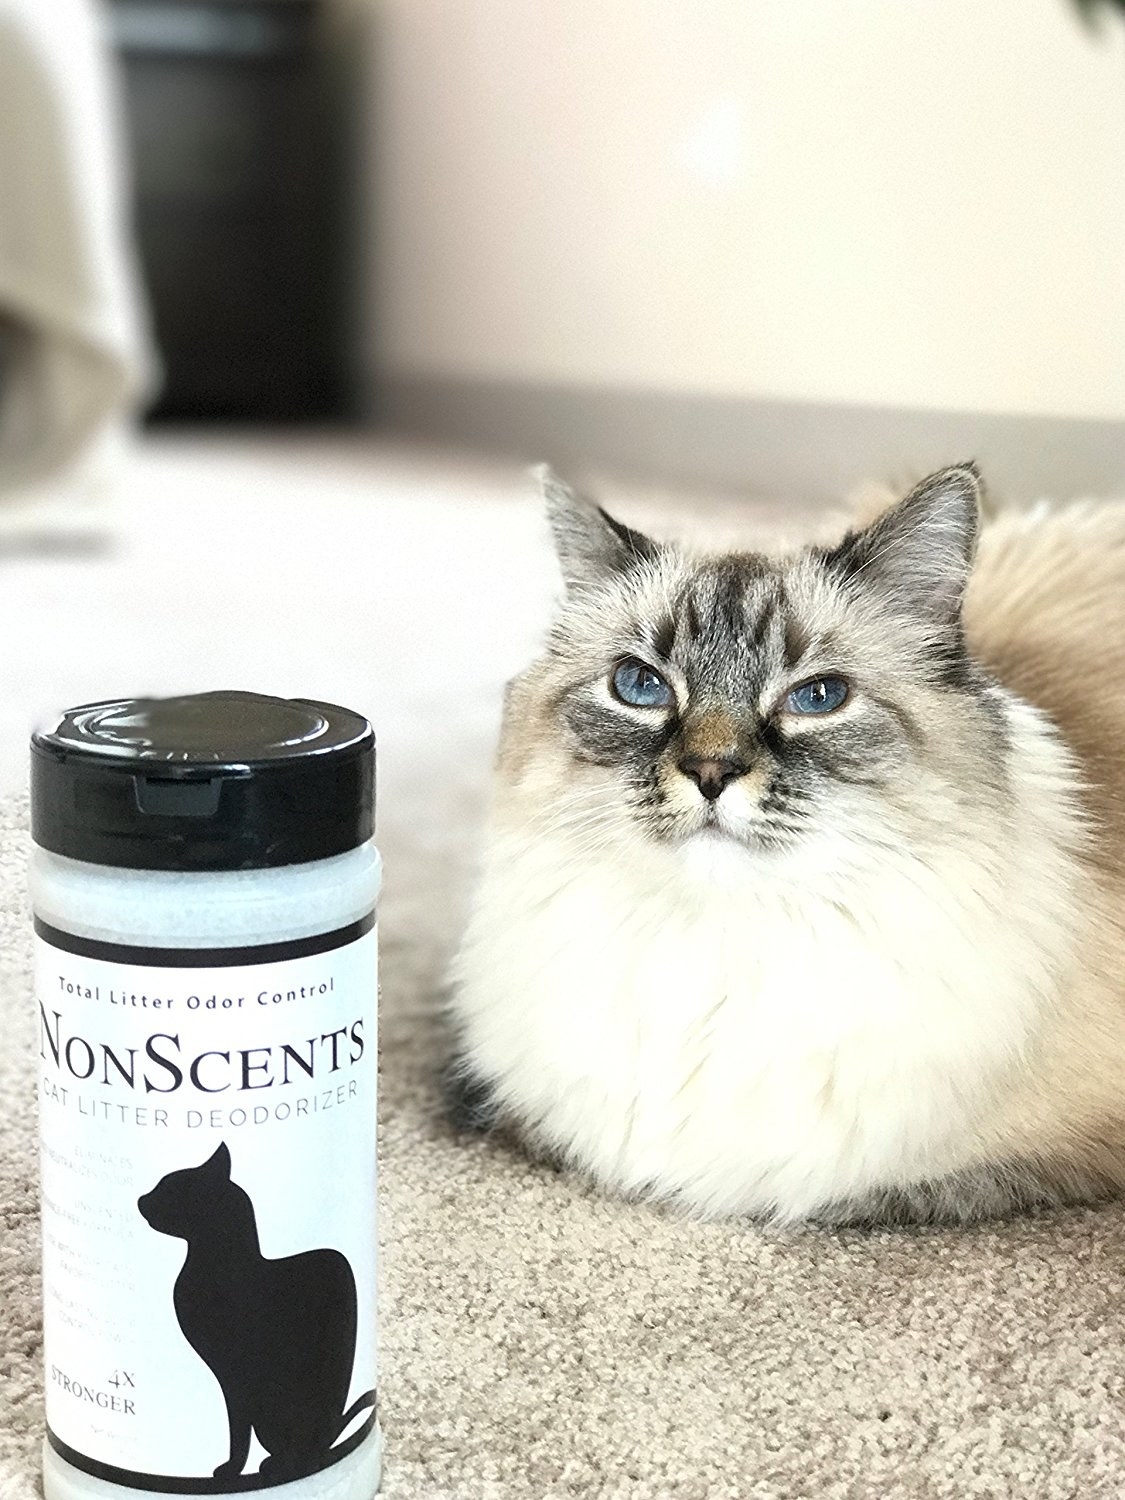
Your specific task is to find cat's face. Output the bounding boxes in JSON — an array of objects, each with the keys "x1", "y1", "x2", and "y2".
[{"x1": 503, "y1": 465, "x2": 1002, "y2": 867}]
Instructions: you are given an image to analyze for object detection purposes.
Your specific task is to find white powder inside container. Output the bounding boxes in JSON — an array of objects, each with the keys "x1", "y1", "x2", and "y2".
[{"x1": 32, "y1": 846, "x2": 381, "y2": 950}]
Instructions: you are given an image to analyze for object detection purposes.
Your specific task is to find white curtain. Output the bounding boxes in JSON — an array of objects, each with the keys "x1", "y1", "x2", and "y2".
[{"x1": 0, "y1": 0, "x2": 153, "y2": 503}]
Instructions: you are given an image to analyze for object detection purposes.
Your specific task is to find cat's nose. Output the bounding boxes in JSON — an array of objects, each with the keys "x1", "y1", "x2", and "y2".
[{"x1": 678, "y1": 755, "x2": 747, "y2": 801}]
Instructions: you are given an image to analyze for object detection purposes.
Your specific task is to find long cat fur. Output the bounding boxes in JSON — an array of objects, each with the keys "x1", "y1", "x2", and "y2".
[{"x1": 447, "y1": 464, "x2": 1125, "y2": 1226}]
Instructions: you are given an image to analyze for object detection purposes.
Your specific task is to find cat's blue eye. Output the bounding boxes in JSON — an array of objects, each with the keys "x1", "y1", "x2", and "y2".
[
  {"x1": 611, "y1": 658, "x2": 674, "y2": 709},
  {"x1": 785, "y1": 676, "x2": 849, "y2": 715}
]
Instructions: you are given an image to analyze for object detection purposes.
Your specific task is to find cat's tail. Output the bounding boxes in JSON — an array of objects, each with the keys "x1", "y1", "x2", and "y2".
[{"x1": 335, "y1": 1390, "x2": 378, "y2": 1443}]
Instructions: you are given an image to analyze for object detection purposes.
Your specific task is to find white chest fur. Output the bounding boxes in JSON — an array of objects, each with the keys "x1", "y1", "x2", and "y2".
[{"x1": 453, "y1": 821, "x2": 1075, "y2": 1222}]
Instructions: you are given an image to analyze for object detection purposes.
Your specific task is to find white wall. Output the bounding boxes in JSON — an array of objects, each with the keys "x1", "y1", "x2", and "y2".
[{"x1": 363, "y1": 0, "x2": 1125, "y2": 421}]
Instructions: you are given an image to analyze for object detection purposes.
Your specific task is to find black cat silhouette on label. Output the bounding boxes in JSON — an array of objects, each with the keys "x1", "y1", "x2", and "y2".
[{"x1": 138, "y1": 1143, "x2": 376, "y2": 1485}]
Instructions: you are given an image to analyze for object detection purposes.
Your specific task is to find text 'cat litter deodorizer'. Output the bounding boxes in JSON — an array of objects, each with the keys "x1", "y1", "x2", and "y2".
[{"x1": 30, "y1": 693, "x2": 383, "y2": 1500}]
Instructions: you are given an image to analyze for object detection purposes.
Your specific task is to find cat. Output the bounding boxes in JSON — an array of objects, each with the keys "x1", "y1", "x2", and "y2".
[
  {"x1": 446, "y1": 463, "x2": 1125, "y2": 1225},
  {"x1": 137, "y1": 1143, "x2": 375, "y2": 1480}
]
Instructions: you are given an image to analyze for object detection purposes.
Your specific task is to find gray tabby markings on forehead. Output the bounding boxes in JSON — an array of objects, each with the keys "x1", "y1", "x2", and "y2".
[
  {"x1": 682, "y1": 591, "x2": 703, "y2": 642},
  {"x1": 714, "y1": 564, "x2": 751, "y2": 636},
  {"x1": 643, "y1": 616, "x2": 677, "y2": 661},
  {"x1": 674, "y1": 567, "x2": 790, "y2": 673},
  {"x1": 538, "y1": 462, "x2": 984, "y2": 705},
  {"x1": 746, "y1": 590, "x2": 777, "y2": 644},
  {"x1": 783, "y1": 615, "x2": 809, "y2": 672},
  {"x1": 748, "y1": 581, "x2": 803, "y2": 660}
]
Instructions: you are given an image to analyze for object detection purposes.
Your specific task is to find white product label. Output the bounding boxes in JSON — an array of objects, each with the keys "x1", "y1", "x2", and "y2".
[{"x1": 36, "y1": 918, "x2": 378, "y2": 1494}]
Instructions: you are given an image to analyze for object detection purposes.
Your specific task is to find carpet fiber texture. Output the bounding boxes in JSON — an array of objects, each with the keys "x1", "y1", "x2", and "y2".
[{"x1": 3, "y1": 440, "x2": 1125, "y2": 1500}]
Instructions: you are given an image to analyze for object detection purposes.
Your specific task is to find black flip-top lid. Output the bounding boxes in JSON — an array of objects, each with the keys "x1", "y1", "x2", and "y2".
[{"x1": 31, "y1": 692, "x2": 375, "y2": 871}]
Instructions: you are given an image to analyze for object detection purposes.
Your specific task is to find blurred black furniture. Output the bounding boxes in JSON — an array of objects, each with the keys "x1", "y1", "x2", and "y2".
[{"x1": 109, "y1": 0, "x2": 347, "y2": 421}]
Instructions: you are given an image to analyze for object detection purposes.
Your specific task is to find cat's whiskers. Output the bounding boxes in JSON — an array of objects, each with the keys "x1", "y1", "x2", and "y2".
[{"x1": 528, "y1": 802, "x2": 629, "y2": 858}]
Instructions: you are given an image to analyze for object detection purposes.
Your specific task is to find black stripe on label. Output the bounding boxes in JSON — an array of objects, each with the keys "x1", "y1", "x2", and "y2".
[
  {"x1": 34, "y1": 913, "x2": 375, "y2": 968},
  {"x1": 46, "y1": 1411, "x2": 378, "y2": 1494}
]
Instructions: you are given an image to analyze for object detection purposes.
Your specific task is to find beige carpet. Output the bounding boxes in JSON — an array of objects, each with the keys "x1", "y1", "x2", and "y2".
[{"x1": 3, "y1": 438, "x2": 1125, "y2": 1500}]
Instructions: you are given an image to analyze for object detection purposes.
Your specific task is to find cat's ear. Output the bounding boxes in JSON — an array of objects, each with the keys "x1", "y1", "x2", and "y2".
[
  {"x1": 825, "y1": 462, "x2": 982, "y2": 627},
  {"x1": 535, "y1": 464, "x2": 659, "y2": 591},
  {"x1": 206, "y1": 1143, "x2": 232, "y2": 1179}
]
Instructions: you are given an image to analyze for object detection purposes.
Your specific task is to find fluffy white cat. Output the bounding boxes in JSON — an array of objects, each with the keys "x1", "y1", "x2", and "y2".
[{"x1": 447, "y1": 465, "x2": 1125, "y2": 1224}]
